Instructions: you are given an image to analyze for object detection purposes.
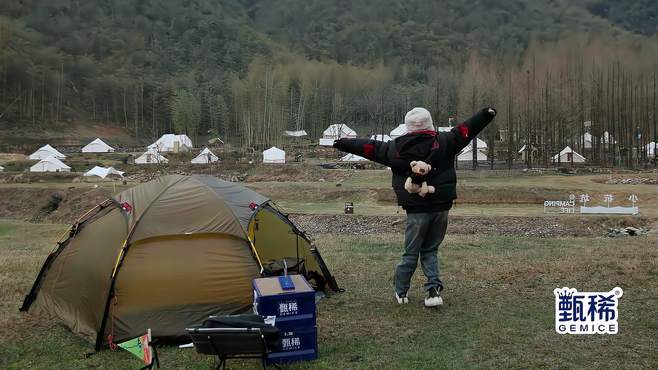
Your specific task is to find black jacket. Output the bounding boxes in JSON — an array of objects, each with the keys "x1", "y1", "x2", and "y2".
[{"x1": 333, "y1": 107, "x2": 496, "y2": 213}]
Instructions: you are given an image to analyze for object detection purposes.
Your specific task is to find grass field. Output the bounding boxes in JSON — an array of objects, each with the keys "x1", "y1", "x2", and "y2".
[{"x1": 1, "y1": 220, "x2": 655, "y2": 369}]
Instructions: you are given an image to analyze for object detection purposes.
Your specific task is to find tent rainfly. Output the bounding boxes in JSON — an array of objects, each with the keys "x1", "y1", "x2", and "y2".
[
  {"x1": 83, "y1": 166, "x2": 124, "y2": 179},
  {"x1": 30, "y1": 156, "x2": 71, "y2": 172},
  {"x1": 20, "y1": 175, "x2": 340, "y2": 350},
  {"x1": 263, "y1": 147, "x2": 285, "y2": 164},
  {"x1": 191, "y1": 148, "x2": 219, "y2": 164},
  {"x1": 457, "y1": 147, "x2": 488, "y2": 161},
  {"x1": 341, "y1": 153, "x2": 368, "y2": 162},
  {"x1": 552, "y1": 146, "x2": 586, "y2": 163},
  {"x1": 370, "y1": 134, "x2": 392, "y2": 142},
  {"x1": 135, "y1": 149, "x2": 168, "y2": 164},
  {"x1": 82, "y1": 138, "x2": 115, "y2": 153},
  {"x1": 29, "y1": 144, "x2": 66, "y2": 160},
  {"x1": 148, "y1": 134, "x2": 193, "y2": 152},
  {"x1": 284, "y1": 130, "x2": 308, "y2": 137}
]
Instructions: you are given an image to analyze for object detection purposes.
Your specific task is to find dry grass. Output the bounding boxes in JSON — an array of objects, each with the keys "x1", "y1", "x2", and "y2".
[{"x1": 0, "y1": 220, "x2": 655, "y2": 369}]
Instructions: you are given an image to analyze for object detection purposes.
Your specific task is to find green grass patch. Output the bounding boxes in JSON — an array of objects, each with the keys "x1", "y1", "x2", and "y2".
[{"x1": 0, "y1": 222, "x2": 655, "y2": 369}]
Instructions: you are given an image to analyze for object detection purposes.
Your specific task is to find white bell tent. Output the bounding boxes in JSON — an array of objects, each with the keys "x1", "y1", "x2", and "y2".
[
  {"x1": 457, "y1": 147, "x2": 488, "y2": 161},
  {"x1": 81, "y1": 138, "x2": 115, "y2": 153},
  {"x1": 83, "y1": 166, "x2": 124, "y2": 178},
  {"x1": 552, "y1": 146, "x2": 586, "y2": 163},
  {"x1": 320, "y1": 124, "x2": 357, "y2": 146},
  {"x1": 148, "y1": 134, "x2": 193, "y2": 152},
  {"x1": 263, "y1": 147, "x2": 286, "y2": 164},
  {"x1": 191, "y1": 148, "x2": 219, "y2": 164},
  {"x1": 135, "y1": 149, "x2": 168, "y2": 164},
  {"x1": 30, "y1": 156, "x2": 71, "y2": 172},
  {"x1": 29, "y1": 144, "x2": 66, "y2": 160}
]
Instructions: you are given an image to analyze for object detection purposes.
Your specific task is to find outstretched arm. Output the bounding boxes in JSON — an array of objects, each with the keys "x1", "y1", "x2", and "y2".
[
  {"x1": 333, "y1": 138, "x2": 393, "y2": 167},
  {"x1": 446, "y1": 107, "x2": 497, "y2": 155}
]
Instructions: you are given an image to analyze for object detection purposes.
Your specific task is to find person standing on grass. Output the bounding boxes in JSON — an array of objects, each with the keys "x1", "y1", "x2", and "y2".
[{"x1": 333, "y1": 106, "x2": 496, "y2": 307}]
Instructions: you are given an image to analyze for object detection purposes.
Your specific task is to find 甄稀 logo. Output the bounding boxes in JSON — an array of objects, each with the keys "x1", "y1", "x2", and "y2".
[{"x1": 554, "y1": 287, "x2": 623, "y2": 334}]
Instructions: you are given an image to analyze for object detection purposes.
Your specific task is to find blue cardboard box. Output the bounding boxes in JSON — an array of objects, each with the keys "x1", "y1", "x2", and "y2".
[
  {"x1": 253, "y1": 275, "x2": 316, "y2": 330},
  {"x1": 267, "y1": 326, "x2": 318, "y2": 363}
]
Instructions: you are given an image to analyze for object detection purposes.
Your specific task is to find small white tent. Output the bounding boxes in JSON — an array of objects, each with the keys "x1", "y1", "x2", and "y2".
[
  {"x1": 552, "y1": 146, "x2": 586, "y2": 163},
  {"x1": 0, "y1": 165, "x2": 4, "y2": 172},
  {"x1": 191, "y1": 148, "x2": 219, "y2": 164},
  {"x1": 390, "y1": 124, "x2": 407, "y2": 139},
  {"x1": 148, "y1": 134, "x2": 193, "y2": 152},
  {"x1": 320, "y1": 124, "x2": 357, "y2": 146},
  {"x1": 135, "y1": 149, "x2": 168, "y2": 164},
  {"x1": 341, "y1": 153, "x2": 368, "y2": 162},
  {"x1": 263, "y1": 146, "x2": 285, "y2": 164},
  {"x1": 81, "y1": 138, "x2": 115, "y2": 153},
  {"x1": 83, "y1": 166, "x2": 124, "y2": 178},
  {"x1": 29, "y1": 144, "x2": 66, "y2": 160},
  {"x1": 457, "y1": 147, "x2": 488, "y2": 161},
  {"x1": 323, "y1": 124, "x2": 356, "y2": 139},
  {"x1": 30, "y1": 156, "x2": 71, "y2": 172},
  {"x1": 284, "y1": 130, "x2": 308, "y2": 137},
  {"x1": 370, "y1": 134, "x2": 392, "y2": 142}
]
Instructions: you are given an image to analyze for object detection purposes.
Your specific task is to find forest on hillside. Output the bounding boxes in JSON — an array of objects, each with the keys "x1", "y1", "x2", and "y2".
[{"x1": 0, "y1": 0, "x2": 656, "y2": 167}]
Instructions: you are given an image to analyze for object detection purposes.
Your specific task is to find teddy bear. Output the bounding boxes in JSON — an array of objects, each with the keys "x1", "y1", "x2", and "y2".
[{"x1": 404, "y1": 160, "x2": 435, "y2": 197}]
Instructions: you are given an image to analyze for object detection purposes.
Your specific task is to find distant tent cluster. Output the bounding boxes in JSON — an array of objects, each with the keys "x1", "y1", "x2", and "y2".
[
  {"x1": 29, "y1": 145, "x2": 69, "y2": 172},
  {"x1": 27, "y1": 140, "x2": 118, "y2": 173}
]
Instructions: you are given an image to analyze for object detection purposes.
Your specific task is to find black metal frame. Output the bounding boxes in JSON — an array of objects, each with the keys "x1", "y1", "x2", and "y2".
[{"x1": 186, "y1": 327, "x2": 279, "y2": 370}]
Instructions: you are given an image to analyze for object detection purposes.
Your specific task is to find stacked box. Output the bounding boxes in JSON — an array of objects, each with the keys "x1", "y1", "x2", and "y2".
[{"x1": 253, "y1": 275, "x2": 318, "y2": 363}]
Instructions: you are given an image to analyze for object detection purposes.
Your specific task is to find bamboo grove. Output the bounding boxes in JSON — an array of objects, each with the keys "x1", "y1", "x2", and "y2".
[{"x1": 1, "y1": 28, "x2": 656, "y2": 168}]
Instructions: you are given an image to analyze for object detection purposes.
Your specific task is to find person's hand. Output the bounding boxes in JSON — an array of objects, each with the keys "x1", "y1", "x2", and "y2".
[{"x1": 487, "y1": 107, "x2": 497, "y2": 116}]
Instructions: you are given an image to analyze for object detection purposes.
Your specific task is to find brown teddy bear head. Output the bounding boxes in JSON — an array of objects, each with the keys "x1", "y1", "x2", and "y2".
[{"x1": 410, "y1": 160, "x2": 432, "y2": 175}]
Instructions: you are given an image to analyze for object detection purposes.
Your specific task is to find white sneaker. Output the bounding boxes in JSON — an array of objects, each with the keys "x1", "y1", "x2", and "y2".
[
  {"x1": 424, "y1": 287, "x2": 443, "y2": 307},
  {"x1": 395, "y1": 292, "x2": 409, "y2": 304}
]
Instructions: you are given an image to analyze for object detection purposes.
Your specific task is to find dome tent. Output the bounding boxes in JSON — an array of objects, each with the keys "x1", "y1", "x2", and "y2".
[{"x1": 21, "y1": 175, "x2": 339, "y2": 350}]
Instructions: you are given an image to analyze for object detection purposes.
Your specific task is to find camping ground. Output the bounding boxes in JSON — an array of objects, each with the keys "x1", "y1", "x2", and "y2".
[{"x1": 0, "y1": 167, "x2": 656, "y2": 369}]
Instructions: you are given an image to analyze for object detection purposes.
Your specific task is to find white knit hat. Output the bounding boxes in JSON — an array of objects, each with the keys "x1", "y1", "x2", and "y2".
[{"x1": 404, "y1": 107, "x2": 435, "y2": 132}]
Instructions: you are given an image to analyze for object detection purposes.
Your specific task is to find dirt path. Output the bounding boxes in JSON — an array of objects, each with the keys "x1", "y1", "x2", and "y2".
[{"x1": 290, "y1": 214, "x2": 654, "y2": 238}]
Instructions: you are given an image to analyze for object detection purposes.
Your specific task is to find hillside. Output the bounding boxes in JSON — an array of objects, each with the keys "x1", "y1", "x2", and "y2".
[{"x1": 0, "y1": 0, "x2": 655, "y2": 149}]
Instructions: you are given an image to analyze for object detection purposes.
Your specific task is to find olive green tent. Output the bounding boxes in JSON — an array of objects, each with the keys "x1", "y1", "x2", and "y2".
[{"x1": 20, "y1": 175, "x2": 338, "y2": 350}]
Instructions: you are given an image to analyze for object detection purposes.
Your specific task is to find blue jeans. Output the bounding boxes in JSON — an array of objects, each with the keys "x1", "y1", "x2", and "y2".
[{"x1": 394, "y1": 211, "x2": 448, "y2": 295}]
